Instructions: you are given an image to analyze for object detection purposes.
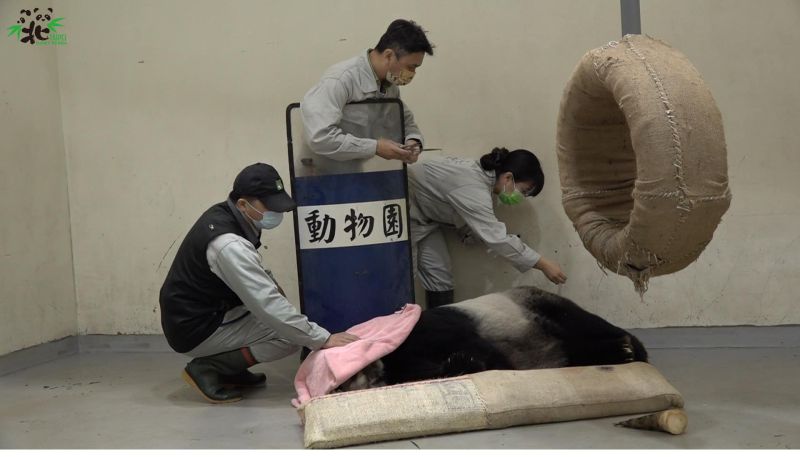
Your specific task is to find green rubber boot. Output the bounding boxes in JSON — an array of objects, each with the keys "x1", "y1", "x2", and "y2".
[{"x1": 182, "y1": 348, "x2": 257, "y2": 403}]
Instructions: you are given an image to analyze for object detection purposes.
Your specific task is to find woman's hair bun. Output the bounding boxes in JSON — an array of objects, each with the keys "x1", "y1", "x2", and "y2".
[{"x1": 479, "y1": 147, "x2": 509, "y2": 171}]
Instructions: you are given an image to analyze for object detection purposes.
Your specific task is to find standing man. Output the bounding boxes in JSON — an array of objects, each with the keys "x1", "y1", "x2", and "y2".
[
  {"x1": 159, "y1": 163, "x2": 358, "y2": 404},
  {"x1": 301, "y1": 19, "x2": 434, "y2": 163}
]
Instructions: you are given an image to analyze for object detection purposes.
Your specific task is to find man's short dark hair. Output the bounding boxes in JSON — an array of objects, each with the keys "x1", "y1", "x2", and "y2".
[{"x1": 375, "y1": 19, "x2": 434, "y2": 57}]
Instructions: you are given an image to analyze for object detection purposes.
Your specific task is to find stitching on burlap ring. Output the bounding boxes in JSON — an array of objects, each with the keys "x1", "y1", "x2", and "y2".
[
  {"x1": 617, "y1": 225, "x2": 669, "y2": 296},
  {"x1": 621, "y1": 36, "x2": 696, "y2": 289},
  {"x1": 624, "y1": 37, "x2": 691, "y2": 214},
  {"x1": 591, "y1": 41, "x2": 621, "y2": 80},
  {"x1": 562, "y1": 187, "x2": 633, "y2": 202}
]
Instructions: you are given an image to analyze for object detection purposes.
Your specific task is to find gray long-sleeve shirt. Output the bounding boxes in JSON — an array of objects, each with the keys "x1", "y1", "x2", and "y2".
[
  {"x1": 205, "y1": 230, "x2": 330, "y2": 351},
  {"x1": 408, "y1": 157, "x2": 542, "y2": 272},
  {"x1": 300, "y1": 50, "x2": 423, "y2": 161}
]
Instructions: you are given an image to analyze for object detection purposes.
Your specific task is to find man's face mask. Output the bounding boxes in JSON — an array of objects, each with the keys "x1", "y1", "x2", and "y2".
[
  {"x1": 498, "y1": 175, "x2": 525, "y2": 205},
  {"x1": 245, "y1": 201, "x2": 283, "y2": 230},
  {"x1": 386, "y1": 53, "x2": 415, "y2": 86}
]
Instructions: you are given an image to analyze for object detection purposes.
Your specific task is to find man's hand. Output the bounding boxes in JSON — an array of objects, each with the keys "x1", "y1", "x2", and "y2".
[
  {"x1": 376, "y1": 138, "x2": 412, "y2": 163},
  {"x1": 321, "y1": 332, "x2": 360, "y2": 349},
  {"x1": 534, "y1": 257, "x2": 568, "y2": 285},
  {"x1": 403, "y1": 139, "x2": 422, "y2": 164}
]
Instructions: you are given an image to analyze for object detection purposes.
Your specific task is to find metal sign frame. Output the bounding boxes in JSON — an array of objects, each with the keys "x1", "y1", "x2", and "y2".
[{"x1": 285, "y1": 98, "x2": 416, "y2": 326}]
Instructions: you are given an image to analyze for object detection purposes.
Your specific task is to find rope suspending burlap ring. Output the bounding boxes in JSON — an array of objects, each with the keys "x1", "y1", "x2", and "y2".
[{"x1": 557, "y1": 35, "x2": 731, "y2": 294}]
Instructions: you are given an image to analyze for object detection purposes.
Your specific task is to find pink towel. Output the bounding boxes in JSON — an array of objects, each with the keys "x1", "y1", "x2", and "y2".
[{"x1": 292, "y1": 304, "x2": 422, "y2": 408}]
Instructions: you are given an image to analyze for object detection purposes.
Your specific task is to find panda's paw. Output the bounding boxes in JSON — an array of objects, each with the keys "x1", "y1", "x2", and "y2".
[
  {"x1": 621, "y1": 335, "x2": 635, "y2": 362},
  {"x1": 443, "y1": 351, "x2": 486, "y2": 377}
]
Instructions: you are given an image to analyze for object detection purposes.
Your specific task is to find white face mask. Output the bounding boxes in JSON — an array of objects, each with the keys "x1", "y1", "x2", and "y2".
[{"x1": 245, "y1": 201, "x2": 283, "y2": 230}]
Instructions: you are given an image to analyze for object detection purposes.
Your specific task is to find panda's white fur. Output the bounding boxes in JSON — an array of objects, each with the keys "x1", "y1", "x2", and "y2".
[{"x1": 448, "y1": 289, "x2": 568, "y2": 369}]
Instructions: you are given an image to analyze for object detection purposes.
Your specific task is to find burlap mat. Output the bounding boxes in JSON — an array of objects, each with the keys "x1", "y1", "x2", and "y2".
[{"x1": 300, "y1": 362, "x2": 683, "y2": 448}]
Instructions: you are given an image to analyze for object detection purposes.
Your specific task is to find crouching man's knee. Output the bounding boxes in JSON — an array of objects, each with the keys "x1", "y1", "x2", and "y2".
[{"x1": 250, "y1": 339, "x2": 300, "y2": 363}]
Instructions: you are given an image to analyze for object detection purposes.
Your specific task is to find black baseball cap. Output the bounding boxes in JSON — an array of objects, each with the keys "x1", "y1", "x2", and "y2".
[{"x1": 229, "y1": 163, "x2": 297, "y2": 212}]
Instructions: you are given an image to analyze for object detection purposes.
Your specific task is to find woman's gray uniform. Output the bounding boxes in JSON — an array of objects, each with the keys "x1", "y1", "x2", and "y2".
[{"x1": 407, "y1": 157, "x2": 542, "y2": 292}]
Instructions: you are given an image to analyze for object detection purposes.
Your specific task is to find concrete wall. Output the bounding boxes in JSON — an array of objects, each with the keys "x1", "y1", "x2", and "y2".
[
  {"x1": 632, "y1": 0, "x2": 800, "y2": 325},
  {"x1": 2, "y1": 0, "x2": 797, "y2": 352},
  {"x1": 0, "y1": 0, "x2": 77, "y2": 354}
]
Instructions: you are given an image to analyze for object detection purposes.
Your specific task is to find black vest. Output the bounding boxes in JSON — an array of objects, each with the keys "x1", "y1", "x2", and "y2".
[{"x1": 159, "y1": 201, "x2": 261, "y2": 353}]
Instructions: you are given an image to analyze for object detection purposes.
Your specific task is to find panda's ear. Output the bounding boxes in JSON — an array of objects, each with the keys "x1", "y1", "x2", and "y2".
[{"x1": 48, "y1": 7, "x2": 53, "y2": 13}]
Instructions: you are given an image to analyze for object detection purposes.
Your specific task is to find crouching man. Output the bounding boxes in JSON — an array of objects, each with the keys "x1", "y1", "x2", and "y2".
[{"x1": 159, "y1": 163, "x2": 358, "y2": 403}]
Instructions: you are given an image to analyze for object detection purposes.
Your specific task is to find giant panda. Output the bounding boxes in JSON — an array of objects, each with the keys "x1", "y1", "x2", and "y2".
[{"x1": 337, "y1": 286, "x2": 648, "y2": 391}]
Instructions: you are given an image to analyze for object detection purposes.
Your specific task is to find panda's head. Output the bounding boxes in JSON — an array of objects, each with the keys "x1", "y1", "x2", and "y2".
[
  {"x1": 335, "y1": 360, "x2": 386, "y2": 392},
  {"x1": 34, "y1": 8, "x2": 53, "y2": 24},
  {"x1": 17, "y1": 9, "x2": 32, "y2": 24}
]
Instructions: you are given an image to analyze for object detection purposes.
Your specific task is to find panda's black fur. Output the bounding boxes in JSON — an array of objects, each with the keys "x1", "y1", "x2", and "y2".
[{"x1": 337, "y1": 286, "x2": 648, "y2": 391}]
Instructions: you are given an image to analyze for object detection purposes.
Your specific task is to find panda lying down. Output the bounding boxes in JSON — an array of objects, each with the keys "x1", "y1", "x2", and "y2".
[{"x1": 337, "y1": 286, "x2": 648, "y2": 392}]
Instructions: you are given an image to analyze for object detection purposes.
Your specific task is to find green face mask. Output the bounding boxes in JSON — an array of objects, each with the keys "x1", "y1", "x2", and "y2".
[{"x1": 498, "y1": 175, "x2": 525, "y2": 205}]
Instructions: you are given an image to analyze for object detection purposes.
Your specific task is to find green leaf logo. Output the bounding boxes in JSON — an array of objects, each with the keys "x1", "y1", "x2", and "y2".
[
  {"x1": 47, "y1": 17, "x2": 64, "y2": 31},
  {"x1": 7, "y1": 24, "x2": 22, "y2": 40}
]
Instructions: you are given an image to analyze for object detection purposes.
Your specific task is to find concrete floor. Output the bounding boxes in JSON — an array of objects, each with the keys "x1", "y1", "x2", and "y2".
[{"x1": 1, "y1": 345, "x2": 798, "y2": 449}]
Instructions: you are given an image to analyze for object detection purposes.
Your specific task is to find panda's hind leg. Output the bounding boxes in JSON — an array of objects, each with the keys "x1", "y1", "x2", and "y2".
[{"x1": 563, "y1": 334, "x2": 639, "y2": 366}]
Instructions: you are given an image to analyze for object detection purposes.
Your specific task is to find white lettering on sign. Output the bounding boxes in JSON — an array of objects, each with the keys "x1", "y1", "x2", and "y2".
[{"x1": 297, "y1": 199, "x2": 408, "y2": 250}]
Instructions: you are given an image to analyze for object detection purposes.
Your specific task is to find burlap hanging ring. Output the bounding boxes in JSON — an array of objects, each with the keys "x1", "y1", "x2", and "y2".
[{"x1": 556, "y1": 35, "x2": 731, "y2": 294}]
